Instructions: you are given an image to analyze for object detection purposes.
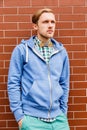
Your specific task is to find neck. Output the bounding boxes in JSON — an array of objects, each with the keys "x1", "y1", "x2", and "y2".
[{"x1": 37, "y1": 35, "x2": 50, "y2": 44}]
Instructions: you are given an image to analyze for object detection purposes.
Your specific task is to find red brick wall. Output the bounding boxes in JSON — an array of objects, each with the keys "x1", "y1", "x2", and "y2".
[{"x1": 0, "y1": 0, "x2": 87, "y2": 130}]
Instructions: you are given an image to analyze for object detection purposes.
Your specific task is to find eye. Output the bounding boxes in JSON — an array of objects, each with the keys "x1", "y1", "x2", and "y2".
[
  {"x1": 51, "y1": 20, "x2": 56, "y2": 24},
  {"x1": 43, "y1": 20, "x2": 49, "y2": 23}
]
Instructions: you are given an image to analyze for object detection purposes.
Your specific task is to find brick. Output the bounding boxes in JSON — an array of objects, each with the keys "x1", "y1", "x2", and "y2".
[
  {"x1": 59, "y1": 15, "x2": 85, "y2": 21},
  {"x1": 56, "y1": 22, "x2": 72, "y2": 29},
  {"x1": 0, "y1": 8, "x2": 17, "y2": 15},
  {"x1": 6, "y1": 106, "x2": 11, "y2": 112},
  {"x1": 64, "y1": 44, "x2": 85, "y2": 51},
  {"x1": 73, "y1": 22, "x2": 87, "y2": 28},
  {"x1": 76, "y1": 127, "x2": 87, "y2": 130},
  {"x1": 70, "y1": 75, "x2": 85, "y2": 82},
  {"x1": 70, "y1": 127, "x2": 74, "y2": 130},
  {"x1": 85, "y1": 30, "x2": 87, "y2": 36},
  {"x1": 0, "y1": 54, "x2": 11, "y2": 60},
  {"x1": 19, "y1": 8, "x2": 40, "y2": 14},
  {"x1": 0, "y1": 84, "x2": 6, "y2": 90},
  {"x1": 0, "y1": 16, "x2": 3, "y2": 22},
  {"x1": 85, "y1": 15, "x2": 87, "y2": 21},
  {"x1": 72, "y1": 37, "x2": 87, "y2": 44},
  {"x1": 4, "y1": 45, "x2": 15, "y2": 53},
  {"x1": 0, "y1": 68, "x2": 8, "y2": 75},
  {"x1": 0, "y1": 46, "x2": 3, "y2": 52},
  {"x1": 68, "y1": 104, "x2": 86, "y2": 111},
  {"x1": 5, "y1": 76, "x2": 8, "y2": 83},
  {"x1": 68, "y1": 97, "x2": 73, "y2": 104},
  {"x1": 32, "y1": 0, "x2": 58, "y2": 6},
  {"x1": 4, "y1": 16, "x2": 30, "y2": 22},
  {"x1": 0, "y1": 61, "x2": 4, "y2": 68},
  {"x1": 73, "y1": 67, "x2": 87, "y2": 74},
  {"x1": 70, "y1": 90, "x2": 86, "y2": 97},
  {"x1": 70, "y1": 59, "x2": 85, "y2": 66},
  {"x1": 1, "y1": 128, "x2": 18, "y2": 130},
  {"x1": 4, "y1": 0, "x2": 30, "y2": 7},
  {"x1": 53, "y1": 7, "x2": 72, "y2": 14},
  {"x1": 0, "y1": 31, "x2": 3, "y2": 37},
  {"x1": 54, "y1": 30, "x2": 58, "y2": 38},
  {"x1": 5, "y1": 61, "x2": 10, "y2": 68},
  {"x1": 0, "y1": 0, "x2": 3, "y2": 7},
  {"x1": 5, "y1": 31, "x2": 31, "y2": 37},
  {"x1": 59, "y1": 0, "x2": 85, "y2": 6},
  {"x1": 0, "y1": 23, "x2": 17, "y2": 30},
  {"x1": 68, "y1": 112, "x2": 73, "y2": 118},
  {"x1": 74, "y1": 82, "x2": 87, "y2": 89},
  {"x1": 7, "y1": 121, "x2": 18, "y2": 127},
  {"x1": 0, "y1": 121, "x2": 6, "y2": 127},
  {"x1": 0, "y1": 99, "x2": 9, "y2": 105},
  {"x1": 74, "y1": 97, "x2": 87, "y2": 103},
  {"x1": 69, "y1": 119, "x2": 87, "y2": 126},
  {"x1": 19, "y1": 23, "x2": 33, "y2": 30},
  {"x1": 0, "y1": 113, "x2": 14, "y2": 120},
  {"x1": 73, "y1": 52, "x2": 87, "y2": 59},
  {"x1": 74, "y1": 7, "x2": 87, "y2": 14},
  {"x1": 59, "y1": 30, "x2": 85, "y2": 36},
  {"x1": 0, "y1": 91, "x2": 5, "y2": 97},
  {"x1": 57, "y1": 37, "x2": 71, "y2": 44},
  {"x1": 65, "y1": 52, "x2": 72, "y2": 59},
  {"x1": 74, "y1": 112, "x2": 87, "y2": 118},
  {"x1": 0, "y1": 38, "x2": 16, "y2": 45},
  {"x1": 0, "y1": 106, "x2": 5, "y2": 112},
  {"x1": 69, "y1": 82, "x2": 73, "y2": 88}
]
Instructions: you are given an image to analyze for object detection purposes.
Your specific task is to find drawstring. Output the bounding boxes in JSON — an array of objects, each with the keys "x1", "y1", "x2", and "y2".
[{"x1": 25, "y1": 42, "x2": 28, "y2": 63}]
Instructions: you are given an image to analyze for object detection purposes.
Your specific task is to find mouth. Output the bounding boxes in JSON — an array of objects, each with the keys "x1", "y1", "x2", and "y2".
[{"x1": 47, "y1": 30, "x2": 53, "y2": 34}]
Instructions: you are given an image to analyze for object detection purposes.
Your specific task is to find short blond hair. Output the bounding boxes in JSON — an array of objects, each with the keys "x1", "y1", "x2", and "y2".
[{"x1": 32, "y1": 8, "x2": 54, "y2": 24}]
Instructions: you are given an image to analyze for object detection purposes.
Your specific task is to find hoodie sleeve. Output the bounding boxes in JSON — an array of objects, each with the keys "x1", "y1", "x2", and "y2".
[
  {"x1": 59, "y1": 50, "x2": 70, "y2": 115},
  {"x1": 7, "y1": 45, "x2": 25, "y2": 122}
]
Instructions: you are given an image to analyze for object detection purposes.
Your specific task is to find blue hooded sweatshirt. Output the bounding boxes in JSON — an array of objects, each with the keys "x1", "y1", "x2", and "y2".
[{"x1": 8, "y1": 36, "x2": 70, "y2": 122}]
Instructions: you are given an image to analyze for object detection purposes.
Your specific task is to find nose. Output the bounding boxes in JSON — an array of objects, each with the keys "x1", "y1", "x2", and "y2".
[{"x1": 48, "y1": 22, "x2": 53, "y2": 27}]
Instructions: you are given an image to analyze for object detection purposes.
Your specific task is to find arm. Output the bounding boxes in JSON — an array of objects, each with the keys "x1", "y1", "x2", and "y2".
[
  {"x1": 59, "y1": 52, "x2": 70, "y2": 115},
  {"x1": 7, "y1": 45, "x2": 24, "y2": 122}
]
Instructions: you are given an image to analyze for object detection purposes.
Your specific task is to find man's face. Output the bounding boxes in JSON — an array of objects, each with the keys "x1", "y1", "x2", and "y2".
[{"x1": 34, "y1": 12, "x2": 56, "y2": 41}]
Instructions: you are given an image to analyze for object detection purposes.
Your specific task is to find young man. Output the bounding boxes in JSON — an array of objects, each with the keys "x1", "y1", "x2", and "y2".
[{"x1": 8, "y1": 8, "x2": 70, "y2": 130}]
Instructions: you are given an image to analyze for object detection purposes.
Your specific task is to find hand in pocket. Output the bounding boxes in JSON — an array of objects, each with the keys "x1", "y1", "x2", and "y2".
[{"x1": 18, "y1": 118, "x2": 24, "y2": 128}]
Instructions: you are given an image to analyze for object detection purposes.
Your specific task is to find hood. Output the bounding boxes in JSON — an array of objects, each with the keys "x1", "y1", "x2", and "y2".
[{"x1": 21, "y1": 36, "x2": 64, "y2": 63}]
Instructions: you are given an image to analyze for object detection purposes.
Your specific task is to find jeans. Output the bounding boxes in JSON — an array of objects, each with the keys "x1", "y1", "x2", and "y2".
[{"x1": 19, "y1": 113, "x2": 70, "y2": 130}]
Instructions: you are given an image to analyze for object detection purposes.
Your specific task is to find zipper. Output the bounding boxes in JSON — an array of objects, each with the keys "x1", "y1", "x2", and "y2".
[
  {"x1": 47, "y1": 63, "x2": 52, "y2": 118},
  {"x1": 47, "y1": 50, "x2": 61, "y2": 118}
]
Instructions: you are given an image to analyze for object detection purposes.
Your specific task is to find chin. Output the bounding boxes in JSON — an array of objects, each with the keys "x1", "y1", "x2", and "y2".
[{"x1": 48, "y1": 35, "x2": 54, "y2": 38}]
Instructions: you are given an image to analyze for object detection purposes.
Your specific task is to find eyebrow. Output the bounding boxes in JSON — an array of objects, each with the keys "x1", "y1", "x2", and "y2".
[{"x1": 42, "y1": 19, "x2": 56, "y2": 23}]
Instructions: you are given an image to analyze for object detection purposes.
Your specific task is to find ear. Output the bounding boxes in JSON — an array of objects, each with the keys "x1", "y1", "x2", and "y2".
[{"x1": 33, "y1": 24, "x2": 38, "y2": 30}]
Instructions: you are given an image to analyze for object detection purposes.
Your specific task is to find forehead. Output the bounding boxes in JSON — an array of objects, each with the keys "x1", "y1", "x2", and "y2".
[{"x1": 39, "y1": 12, "x2": 56, "y2": 21}]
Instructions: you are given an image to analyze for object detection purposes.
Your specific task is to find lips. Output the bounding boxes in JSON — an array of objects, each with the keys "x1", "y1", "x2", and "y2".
[{"x1": 47, "y1": 30, "x2": 53, "y2": 33}]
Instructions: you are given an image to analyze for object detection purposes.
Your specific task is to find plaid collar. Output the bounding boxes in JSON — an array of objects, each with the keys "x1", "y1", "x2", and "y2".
[
  {"x1": 34, "y1": 36, "x2": 53, "y2": 47},
  {"x1": 33, "y1": 36, "x2": 54, "y2": 63}
]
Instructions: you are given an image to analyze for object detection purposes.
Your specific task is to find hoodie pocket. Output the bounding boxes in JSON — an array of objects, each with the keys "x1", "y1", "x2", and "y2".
[
  {"x1": 52, "y1": 81, "x2": 64, "y2": 102},
  {"x1": 26, "y1": 80, "x2": 50, "y2": 109}
]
